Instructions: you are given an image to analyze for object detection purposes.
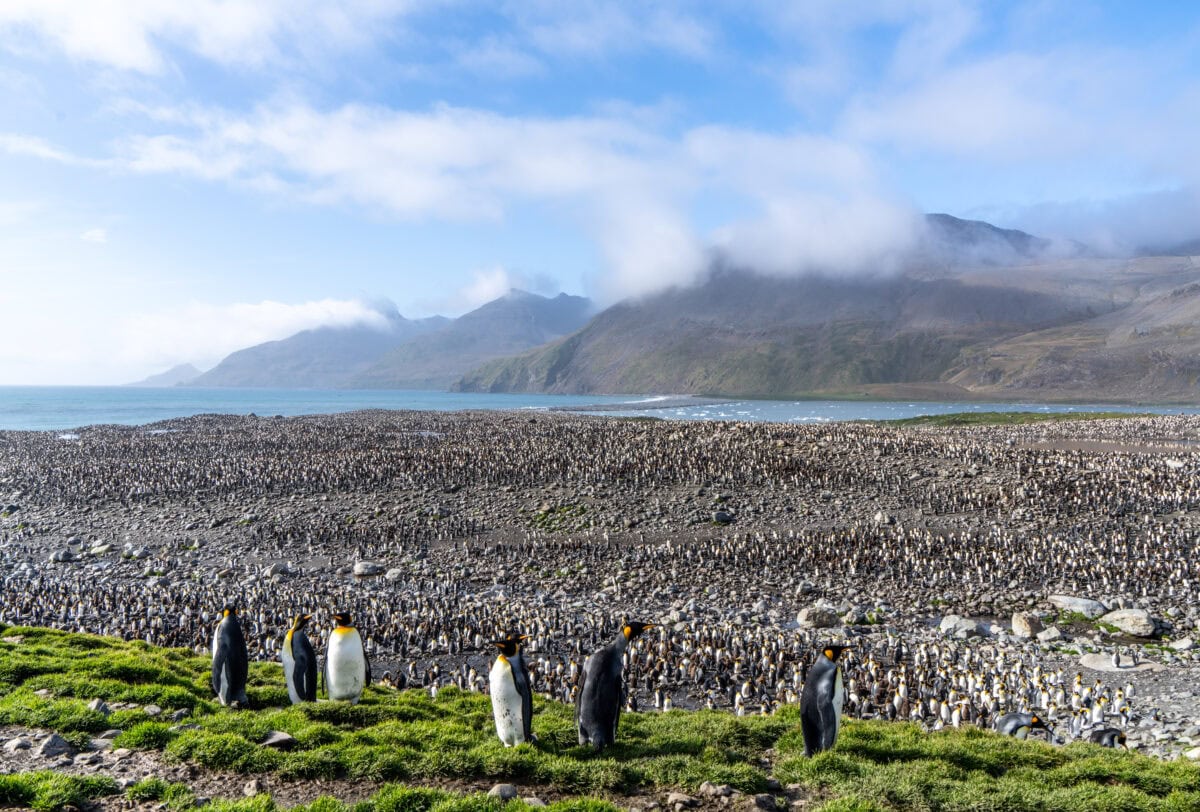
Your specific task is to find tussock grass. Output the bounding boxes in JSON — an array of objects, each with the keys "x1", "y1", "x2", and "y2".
[
  {"x1": 776, "y1": 721, "x2": 1200, "y2": 811},
  {"x1": 0, "y1": 771, "x2": 117, "y2": 811},
  {"x1": 3, "y1": 624, "x2": 1200, "y2": 811}
]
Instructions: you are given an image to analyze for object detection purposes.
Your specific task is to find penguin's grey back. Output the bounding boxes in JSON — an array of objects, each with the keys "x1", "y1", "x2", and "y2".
[
  {"x1": 800, "y1": 655, "x2": 840, "y2": 756},
  {"x1": 212, "y1": 614, "x2": 249, "y2": 706},
  {"x1": 576, "y1": 642, "x2": 625, "y2": 749}
]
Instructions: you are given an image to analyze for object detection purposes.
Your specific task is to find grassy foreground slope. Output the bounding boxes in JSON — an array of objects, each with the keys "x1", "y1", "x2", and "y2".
[{"x1": 1, "y1": 626, "x2": 1199, "y2": 811}]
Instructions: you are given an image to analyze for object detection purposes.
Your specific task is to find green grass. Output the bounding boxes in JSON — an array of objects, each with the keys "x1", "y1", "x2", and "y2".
[
  {"x1": 3, "y1": 624, "x2": 1200, "y2": 811},
  {"x1": 881, "y1": 410, "x2": 1148, "y2": 427},
  {"x1": 0, "y1": 771, "x2": 118, "y2": 811},
  {"x1": 776, "y1": 722, "x2": 1200, "y2": 811}
]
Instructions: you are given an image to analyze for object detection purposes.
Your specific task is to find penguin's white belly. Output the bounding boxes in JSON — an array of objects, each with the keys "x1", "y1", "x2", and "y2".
[
  {"x1": 281, "y1": 634, "x2": 300, "y2": 705},
  {"x1": 327, "y1": 631, "x2": 366, "y2": 702},
  {"x1": 1015, "y1": 726, "x2": 1029, "y2": 740},
  {"x1": 212, "y1": 621, "x2": 231, "y2": 703},
  {"x1": 832, "y1": 668, "x2": 845, "y2": 740},
  {"x1": 490, "y1": 658, "x2": 526, "y2": 747}
]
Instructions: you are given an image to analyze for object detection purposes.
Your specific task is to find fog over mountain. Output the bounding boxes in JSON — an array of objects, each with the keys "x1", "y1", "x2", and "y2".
[
  {"x1": 457, "y1": 215, "x2": 1200, "y2": 402},
  {"x1": 190, "y1": 291, "x2": 591, "y2": 390}
]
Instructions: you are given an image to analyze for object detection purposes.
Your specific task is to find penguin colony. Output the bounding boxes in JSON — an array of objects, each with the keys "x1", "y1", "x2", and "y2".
[{"x1": 3, "y1": 410, "x2": 1200, "y2": 754}]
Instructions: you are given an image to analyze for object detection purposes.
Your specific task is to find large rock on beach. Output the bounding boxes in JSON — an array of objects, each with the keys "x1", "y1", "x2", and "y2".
[
  {"x1": 939, "y1": 615, "x2": 982, "y2": 638},
  {"x1": 1011, "y1": 611, "x2": 1043, "y2": 639},
  {"x1": 1100, "y1": 608, "x2": 1158, "y2": 637},
  {"x1": 1048, "y1": 595, "x2": 1107, "y2": 619},
  {"x1": 353, "y1": 560, "x2": 385, "y2": 577},
  {"x1": 796, "y1": 606, "x2": 839, "y2": 629}
]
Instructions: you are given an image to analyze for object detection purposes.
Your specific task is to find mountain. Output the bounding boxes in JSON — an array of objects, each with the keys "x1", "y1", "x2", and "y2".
[
  {"x1": 457, "y1": 219, "x2": 1200, "y2": 401},
  {"x1": 126, "y1": 363, "x2": 202, "y2": 387},
  {"x1": 189, "y1": 310, "x2": 447, "y2": 388},
  {"x1": 920, "y1": 213, "x2": 1052, "y2": 264},
  {"x1": 350, "y1": 291, "x2": 593, "y2": 389}
]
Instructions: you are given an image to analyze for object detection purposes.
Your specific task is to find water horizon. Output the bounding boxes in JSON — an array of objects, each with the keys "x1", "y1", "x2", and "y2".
[{"x1": 2, "y1": 385, "x2": 1199, "y2": 432}]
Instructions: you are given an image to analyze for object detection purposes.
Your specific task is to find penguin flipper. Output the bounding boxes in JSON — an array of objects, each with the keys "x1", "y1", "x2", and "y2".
[
  {"x1": 574, "y1": 667, "x2": 587, "y2": 724},
  {"x1": 818, "y1": 695, "x2": 839, "y2": 752},
  {"x1": 294, "y1": 638, "x2": 317, "y2": 702},
  {"x1": 515, "y1": 656, "x2": 535, "y2": 742},
  {"x1": 211, "y1": 645, "x2": 227, "y2": 699},
  {"x1": 799, "y1": 703, "x2": 821, "y2": 756},
  {"x1": 362, "y1": 642, "x2": 372, "y2": 686}
]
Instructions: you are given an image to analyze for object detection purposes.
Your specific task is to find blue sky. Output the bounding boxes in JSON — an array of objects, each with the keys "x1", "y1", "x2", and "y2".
[{"x1": 1, "y1": 1, "x2": 1199, "y2": 384}]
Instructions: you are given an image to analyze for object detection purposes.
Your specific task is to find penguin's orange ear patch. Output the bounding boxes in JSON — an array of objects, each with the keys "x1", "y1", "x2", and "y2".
[
  {"x1": 1031, "y1": 715, "x2": 1040, "y2": 724},
  {"x1": 824, "y1": 648, "x2": 834, "y2": 659}
]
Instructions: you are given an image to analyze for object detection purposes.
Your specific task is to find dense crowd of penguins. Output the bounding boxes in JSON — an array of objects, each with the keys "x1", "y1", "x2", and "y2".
[{"x1": 3, "y1": 410, "x2": 1198, "y2": 752}]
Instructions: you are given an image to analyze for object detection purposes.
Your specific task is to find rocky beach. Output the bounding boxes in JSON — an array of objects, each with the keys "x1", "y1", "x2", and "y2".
[{"x1": 2, "y1": 409, "x2": 1200, "y2": 806}]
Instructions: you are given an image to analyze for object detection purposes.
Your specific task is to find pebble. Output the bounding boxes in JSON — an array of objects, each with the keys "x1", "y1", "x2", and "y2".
[
  {"x1": 36, "y1": 734, "x2": 74, "y2": 758},
  {"x1": 261, "y1": 730, "x2": 298, "y2": 750},
  {"x1": 488, "y1": 784, "x2": 519, "y2": 801},
  {"x1": 3, "y1": 737, "x2": 31, "y2": 752}
]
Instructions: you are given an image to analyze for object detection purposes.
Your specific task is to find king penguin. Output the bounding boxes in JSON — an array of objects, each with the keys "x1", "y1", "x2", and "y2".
[
  {"x1": 800, "y1": 644, "x2": 850, "y2": 756},
  {"x1": 490, "y1": 633, "x2": 535, "y2": 746},
  {"x1": 995, "y1": 712, "x2": 1055, "y2": 741},
  {"x1": 281, "y1": 613, "x2": 318, "y2": 704},
  {"x1": 325, "y1": 611, "x2": 370, "y2": 704},
  {"x1": 211, "y1": 604, "x2": 249, "y2": 708},
  {"x1": 1088, "y1": 727, "x2": 1128, "y2": 749},
  {"x1": 576, "y1": 621, "x2": 654, "y2": 751}
]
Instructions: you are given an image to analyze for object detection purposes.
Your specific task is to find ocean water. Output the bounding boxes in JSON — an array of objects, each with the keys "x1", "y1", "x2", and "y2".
[{"x1": 1, "y1": 386, "x2": 1197, "y2": 432}]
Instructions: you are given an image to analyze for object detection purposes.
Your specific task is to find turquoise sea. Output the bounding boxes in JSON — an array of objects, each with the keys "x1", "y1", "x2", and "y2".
[{"x1": 1, "y1": 386, "x2": 1197, "y2": 432}]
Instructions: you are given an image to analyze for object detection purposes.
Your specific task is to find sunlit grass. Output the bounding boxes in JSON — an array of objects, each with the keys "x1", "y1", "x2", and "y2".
[{"x1": 3, "y1": 624, "x2": 1199, "y2": 811}]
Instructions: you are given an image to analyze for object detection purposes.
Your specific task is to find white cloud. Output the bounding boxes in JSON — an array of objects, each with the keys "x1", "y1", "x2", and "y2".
[
  {"x1": 712, "y1": 195, "x2": 921, "y2": 276},
  {"x1": 80, "y1": 227, "x2": 107, "y2": 243},
  {"x1": 116, "y1": 298, "x2": 391, "y2": 370},
  {"x1": 0, "y1": 132, "x2": 107, "y2": 166},
  {"x1": 0, "y1": 0, "x2": 414, "y2": 73},
  {"x1": 455, "y1": 267, "x2": 521, "y2": 310},
  {"x1": 103, "y1": 100, "x2": 921, "y2": 299}
]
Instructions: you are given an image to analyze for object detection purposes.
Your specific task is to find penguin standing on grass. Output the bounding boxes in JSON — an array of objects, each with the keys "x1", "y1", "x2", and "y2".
[
  {"x1": 490, "y1": 633, "x2": 534, "y2": 746},
  {"x1": 325, "y1": 611, "x2": 370, "y2": 704},
  {"x1": 281, "y1": 614, "x2": 318, "y2": 704},
  {"x1": 576, "y1": 621, "x2": 654, "y2": 751},
  {"x1": 800, "y1": 645, "x2": 850, "y2": 756},
  {"x1": 211, "y1": 604, "x2": 249, "y2": 708}
]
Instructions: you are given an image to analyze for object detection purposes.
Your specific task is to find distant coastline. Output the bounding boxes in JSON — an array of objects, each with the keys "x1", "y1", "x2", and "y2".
[{"x1": 2, "y1": 385, "x2": 1197, "y2": 432}]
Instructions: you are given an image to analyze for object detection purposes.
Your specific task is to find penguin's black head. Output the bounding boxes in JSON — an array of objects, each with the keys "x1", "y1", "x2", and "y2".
[
  {"x1": 1029, "y1": 714, "x2": 1050, "y2": 730},
  {"x1": 292, "y1": 614, "x2": 312, "y2": 631},
  {"x1": 221, "y1": 603, "x2": 238, "y2": 618},
  {"x1": 332, "y1": 611, "x2": 352, "y2": 627},
  {"x1": 491, "y1": 633, "x2": 528, "y2": 658},
  {"x1": 622, "y1": 621, "x2": 654, "y2": 640},
  {"x1": 821, "y1": 645, "x2": 852, "y2": 662}
]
